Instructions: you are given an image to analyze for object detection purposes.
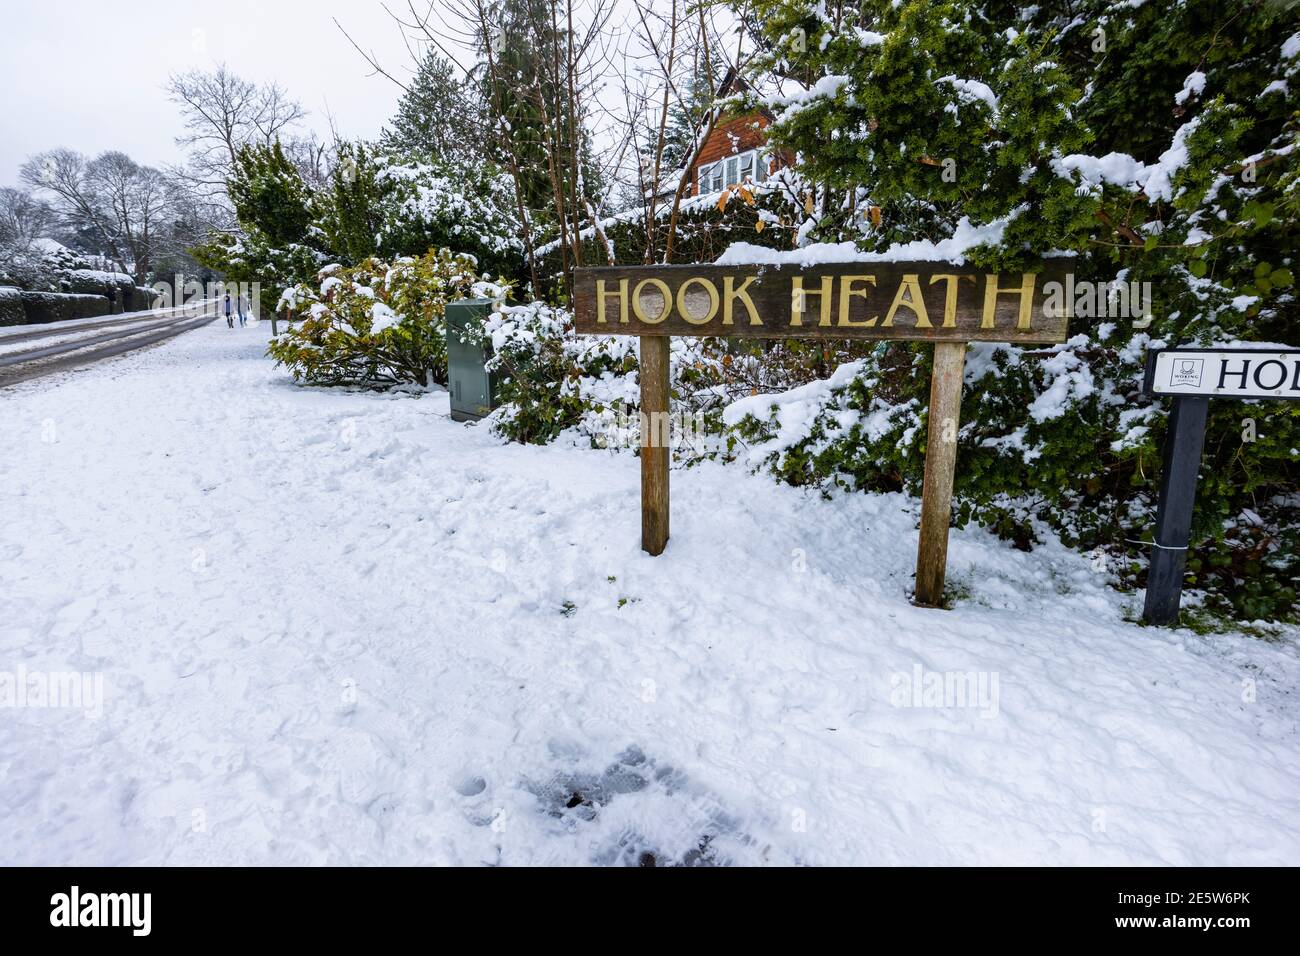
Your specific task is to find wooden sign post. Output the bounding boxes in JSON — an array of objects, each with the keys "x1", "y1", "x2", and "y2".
[
  {"x1": 915, "y1": 340, "x2": 968, "y2": 605},
  {"x1": 1141, "y1": 347, "x2": 1300, "y2": 625},
  {"x1": 639, "y1": 335, "x2": 671, "y2": 555},
  {"x1": 574, "y1": 262, "x2": 1070, "y2": 605}
]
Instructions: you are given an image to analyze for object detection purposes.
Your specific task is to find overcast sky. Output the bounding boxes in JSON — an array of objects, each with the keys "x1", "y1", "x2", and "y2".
[{"x1": 0, "y1": 0, "x2": 440, "y2": 185}]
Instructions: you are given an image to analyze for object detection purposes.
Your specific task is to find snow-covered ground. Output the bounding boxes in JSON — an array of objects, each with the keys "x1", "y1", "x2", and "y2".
[{"x1": 1, "y1": 321, "x2": 1297, "y2": 866}]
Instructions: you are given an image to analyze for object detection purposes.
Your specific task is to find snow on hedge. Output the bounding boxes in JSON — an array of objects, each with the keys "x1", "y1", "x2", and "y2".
[
  {"x1": 716, "y1": 212, "x2": 1037, "y2": 267},
  {"x1": 378, "y1": 161, "x2": 523, "y2": 258},
  {"x1": 1051, "y1": 116, "x2": 1201, "y2": 202}
]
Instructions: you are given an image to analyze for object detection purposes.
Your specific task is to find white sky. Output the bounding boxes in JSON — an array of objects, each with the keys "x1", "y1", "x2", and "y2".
[
  {"x1": 0, "y1": 0, "x2": 742, "y2": 199},
  {"x1": 0, "y1": 0, "x2": 430, "y2": 185}
]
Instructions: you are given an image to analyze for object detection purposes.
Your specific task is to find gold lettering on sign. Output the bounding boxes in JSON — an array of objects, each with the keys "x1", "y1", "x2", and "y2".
[
  {"x1": 596, "y1": 278, "x2": 629, "y2": 325},
  {"x1": 929, "y1": 274, "x2": 975, "y2": 328},
  {"x1": 722, "y1": 276, "x2": 761, "y2": 326},
  {"x1": 838, "y1": 275, "x2": 878, "y2": 327},
  {"x1": 882, "y1": 274, "x2": 931, "y2": 328},
  {"x1": 790, "y1": 276, "x2": 833, "y2": 327},
  {"x1": 981, "y1": 273, "x2": 1037, "y2": 330},
  {"x1": 676, "y1": 277, "x2": 719, "y2": 325},
  {"x1": 633, "y1": 278, "x2": 672, "y2": 324}
]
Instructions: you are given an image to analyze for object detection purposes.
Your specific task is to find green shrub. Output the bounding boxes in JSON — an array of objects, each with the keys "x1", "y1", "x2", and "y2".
[
  {"x1": 718, "y1": 0, "x2": 1300, "y2": 623},
  {"x1": 18, "y1": 291, "x2": 110, "y2": 324},
  {"x1": 0, "y1": 286, "x2": 25, "y2": 326},
  {"x1": 268, "y1": 249, "x2": 479, "y2": 388},
  {"x1": 472, "y1": 300, "x2": 637, "y2": 444}
]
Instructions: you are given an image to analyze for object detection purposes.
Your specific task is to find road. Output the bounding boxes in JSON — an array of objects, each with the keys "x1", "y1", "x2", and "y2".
[{"x1": 0, "y1": 302, "x2": 218, "y2": 388}]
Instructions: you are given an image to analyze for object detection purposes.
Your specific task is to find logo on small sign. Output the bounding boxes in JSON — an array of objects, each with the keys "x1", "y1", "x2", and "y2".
[{"x1": 1168, "y1": 358, "x2": 1204, "y2": 389}]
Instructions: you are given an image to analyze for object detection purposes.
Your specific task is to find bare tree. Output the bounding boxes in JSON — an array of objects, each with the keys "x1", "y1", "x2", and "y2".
[
  {"x1": 166, "y1": 65, "x2": 306, "y2": 219},
  {"x1": 0, "y1": 186, "x2": 56, "y2": 255},
  {"x1": 333, "y1": 0, "x2": 749, "y2": 288},
  {"x1": 338, "y1": 0, "x2": 625, "y2": 295},
  {"x1": 283, "y1": 133, "x2": 336, "y2": 191},
  {"x1": 616, "y1": 0, "x2": 750, "y2": 264},
  {"x1": 21, "y1": 149, "x2": 176, "y2": 282}
]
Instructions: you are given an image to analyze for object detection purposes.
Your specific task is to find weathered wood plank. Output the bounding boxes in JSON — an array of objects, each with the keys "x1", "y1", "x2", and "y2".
[
  {"x1": 639, "y1": 335, "x2": 671, "y2": 555},
  {"x1": 574, "y1": 262, "x2": 1071, "y2": 344},
  {"x1": 914, "y1": 341, "x2": 967, "y2": 607}
]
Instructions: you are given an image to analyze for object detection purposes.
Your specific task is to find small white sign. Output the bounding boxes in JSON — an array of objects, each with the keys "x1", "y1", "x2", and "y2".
[{"x1": 1150, "y1": 349, "x2": 1300, "y2": 399}]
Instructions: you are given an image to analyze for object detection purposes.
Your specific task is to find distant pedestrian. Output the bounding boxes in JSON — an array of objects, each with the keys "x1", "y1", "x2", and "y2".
[
  {"x1": 224, "y1": 293, "x2": 233, "y2": 329},
  {"x1": 237, "y1": 293, "x2": 247, "y2": 327}
]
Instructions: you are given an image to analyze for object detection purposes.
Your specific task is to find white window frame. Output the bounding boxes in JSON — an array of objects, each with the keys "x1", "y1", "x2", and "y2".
[{"x1": 699, "y1": 149, "x2": 769, "y2": 192}]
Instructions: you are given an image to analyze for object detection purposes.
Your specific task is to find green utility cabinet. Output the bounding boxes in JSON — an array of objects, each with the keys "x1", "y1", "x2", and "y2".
[{"x1": 446, "y1": 298, "x2": 497, "y2": 422}]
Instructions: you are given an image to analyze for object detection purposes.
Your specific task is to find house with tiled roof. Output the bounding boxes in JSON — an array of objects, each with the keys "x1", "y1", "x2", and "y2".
[{"x1": 686, "y1": 68, "x2": 793, "y2": 196}]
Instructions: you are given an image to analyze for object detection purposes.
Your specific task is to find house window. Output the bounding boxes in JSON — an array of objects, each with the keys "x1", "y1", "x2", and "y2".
[{"x1": 699, "y1": 149, "x2": 768, "y2": 193}]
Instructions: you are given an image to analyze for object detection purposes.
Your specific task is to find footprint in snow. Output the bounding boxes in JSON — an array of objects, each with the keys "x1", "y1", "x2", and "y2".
[{"x1": 321, "y1": 730, "x2": 400, "y2": 807}]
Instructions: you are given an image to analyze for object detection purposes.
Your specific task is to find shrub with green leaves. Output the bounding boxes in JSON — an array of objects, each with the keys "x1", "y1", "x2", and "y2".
[
  {"x1": 269, "y1": 249, "x2": 479, "y2": 388},
  {"x1": 193, "y1": 141, "x2": 327, "y2": 315},
  {"x1": 473, "y1": 301, "x2": 638, "y2": 444},
  {"x1": 723, "y1": 0, "x2": 1299, "y2": 622},
  {"x1": 474, "y1": 298, "x2": 767, "y2": 451},
  {"x1": 196, "y1": 139, "x2": 526, "y2": 315},
  {"x1": 377, "y1": 160, "x2": 525, "y2": 281}
]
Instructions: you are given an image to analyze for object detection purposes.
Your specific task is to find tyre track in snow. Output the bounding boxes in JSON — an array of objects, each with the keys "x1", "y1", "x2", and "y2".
[
  {"x1": 0, "y1": 306, "x2": 218, "y2": 388},
  {"x1": 0, "y1": 304, "x2": 203, "y2": 346}
]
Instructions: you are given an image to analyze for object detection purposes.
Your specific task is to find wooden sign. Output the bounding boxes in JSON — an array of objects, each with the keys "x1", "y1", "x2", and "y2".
[
  {"x1": 574, "y1": 263, "x2": 1071, "y2": 343},
  {"x1": 572, "y1": 262, "x2": 1072, "y2": 608},
  {"x1": 1140, "y1": 347, "x2": 1300, "y2": 626}
]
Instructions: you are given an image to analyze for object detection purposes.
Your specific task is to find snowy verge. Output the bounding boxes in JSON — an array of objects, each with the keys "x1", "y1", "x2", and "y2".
[{"x1": 0, "y1": 323, "x2": 1296, "y2": 865}]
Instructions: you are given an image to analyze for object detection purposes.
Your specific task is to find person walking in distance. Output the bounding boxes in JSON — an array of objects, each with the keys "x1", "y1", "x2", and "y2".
[
  {"x1": 237, "y1": 292, "x2": 247, "y2": 327},
  {"x1": 224, "y1": 292, "x2": 233, "y2": 329}
]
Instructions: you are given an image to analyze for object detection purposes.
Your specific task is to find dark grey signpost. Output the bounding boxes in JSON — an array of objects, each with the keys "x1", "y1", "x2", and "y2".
[{"x1": 1141, "y1": 347, "x2": 1300, "y2": 625}]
